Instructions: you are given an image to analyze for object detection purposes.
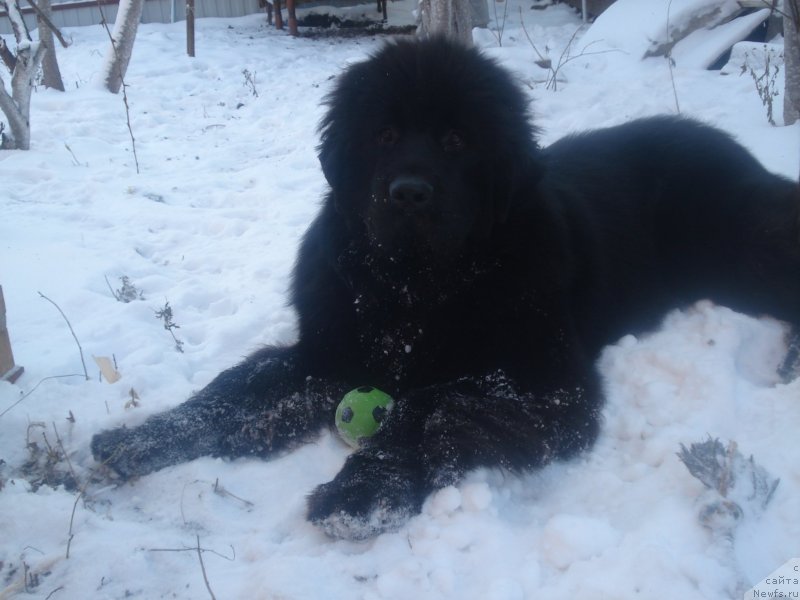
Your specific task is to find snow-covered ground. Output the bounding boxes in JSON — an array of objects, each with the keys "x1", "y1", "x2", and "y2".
[{"x1": 1, "y1": 1, "x2": 799, "y2": 598}]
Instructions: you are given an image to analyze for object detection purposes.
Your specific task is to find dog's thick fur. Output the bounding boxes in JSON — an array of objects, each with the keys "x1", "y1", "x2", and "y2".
[{"x1": 92, "y1": 38, "x2": 800, "y2": 540}]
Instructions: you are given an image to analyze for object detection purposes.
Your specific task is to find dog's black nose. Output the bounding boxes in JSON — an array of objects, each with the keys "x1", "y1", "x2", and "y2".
[{"x1": 389, "y1": 176, "x2": 433, "y2": 210}]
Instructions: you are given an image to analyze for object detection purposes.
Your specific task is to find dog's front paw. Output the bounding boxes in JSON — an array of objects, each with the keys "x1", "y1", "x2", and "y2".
[
  {"x1": 306, "y1": 452, "x2": 425, "y2": 540},
  {"x1": 91, "y1": 426, "x2": 156, "y2": 479}
]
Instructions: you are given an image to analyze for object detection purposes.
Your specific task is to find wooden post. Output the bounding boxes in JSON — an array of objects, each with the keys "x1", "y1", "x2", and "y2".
[
  {"x1": 186, "y1": 0, "x2": 195, "y2": 57},
  {"x1": 286, "y1": 0, "x2": 297, "y2": 36},
  {"x1": 0, "y1": 286, "x2": 24, "y2": 383}
]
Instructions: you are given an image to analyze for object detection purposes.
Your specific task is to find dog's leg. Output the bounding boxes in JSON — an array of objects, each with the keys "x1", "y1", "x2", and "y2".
[
  {"x1": 305, "y1": 398, "x2": 429, "y2": 540},
  {"x1": 91, "y1": 346, "x2": 345, "y2": 479},
  {"x1": 418, "y1": 375, "x2": 602, "y2": 489},
  {"x1": 306, "y1": 370, "x2": 602, "y2": 540}
]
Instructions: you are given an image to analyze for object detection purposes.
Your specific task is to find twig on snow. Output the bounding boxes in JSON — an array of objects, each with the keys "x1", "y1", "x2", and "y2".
[
  {"x1": 65, "y1": 484, "x2": 86, "y2": 559},
  {"x1": 213, "y1": 478, "x2": 254, "y2": 509},
  {"x1": 51, "y1": 422, "x2": 78, "y2": 484},
  {"x1": 0, "y1": 374, "x2": 87, "y2": 419},
  {"x1": 38, "y1": 292, "x2": 89, "y2": 380},
  {"x1": 196, "y1": 534, "x2": 217, "y2": 600},
  {"x1": 519, "y1": 12, "x2": 619, "y2": 91},
  {"x1": 148, "y1": 544, "x2": 235, "y2": 561}
]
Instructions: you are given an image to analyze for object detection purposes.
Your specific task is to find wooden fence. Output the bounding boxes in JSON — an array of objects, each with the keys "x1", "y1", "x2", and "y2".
[{"x1": 0, "y1": 0, "x2": 263, "y2": 35}]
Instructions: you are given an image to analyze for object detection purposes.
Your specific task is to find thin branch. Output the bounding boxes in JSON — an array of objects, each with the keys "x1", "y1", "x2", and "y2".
[
  {"x1": 155, "y1": 301, "x2": 184, "y2": 353},
  {"x1": 666, "y1": 0, "x2": 681, "y2": 114},
  {"x1": 38, "y1": 292, "x2": 89, "y2": 380},
  {"x1": 547, "y1": 30, "x2": 616, "y2": 91},
  {"x1": 25, "y1": 0, "x2": 71, "y2": 48},
  {"x1": 96, "y1": 2, "x2": 140, "y2": 174},
  {"x1": 65, "y1": 455, "x2": 128, "y2": 559},
  {"x1": 196, "y1": 534, "x2": 217, "y2": 600},
  {"x1": 0, "y1": 374, "x2": 87, "y2": 418},
  {"x1": 152, "y1": 539, "x2": 235, "y2": 600},
  {"x1": 1, "y1": 0, "x2": 32, "y2": 43},
  {"x1": 65, "y1": 464, "x2": 119, "y2": 560},
  {"x1": 519, "y1": 7, "x2": 549, "y2": 66},
  {"x1": 52, "y1": 422, "x2": 78, "y2": 483},
  {"x1": 213, "y1": 478, "x2": 254, "y2": 508},
  {"x1": 490, "y1": 0, "x2": 509, "y2": 47},
  {"x1": 64, "y1": 142, "x2": 82, "y2": 166},
  {"x1": 519, "y1": 14, "x2": 619, "y2": 91},
  {"x1": 104, "y1": 275, "x2": 118, "y2": 300},
  {"x1": 758, "y1": 0, "x2": 799, "y2": 24},
  {"x1": 65, "y1": 483, "x2": 86, "y2": 559},
  {"x1": 44, "y1": 586, "x2": 65, "y2": 600},
  {"x1": 149, "y1": 544, "x2": 235, "y2": 561},
  {"x1": 179, "y1": 480, "x2": 192, "y2": 525}
]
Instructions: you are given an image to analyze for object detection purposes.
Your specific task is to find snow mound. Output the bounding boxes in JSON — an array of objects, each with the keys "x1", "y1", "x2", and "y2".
[{"x1": 580, "y1": 0, "x2": 745, "y2": 61}]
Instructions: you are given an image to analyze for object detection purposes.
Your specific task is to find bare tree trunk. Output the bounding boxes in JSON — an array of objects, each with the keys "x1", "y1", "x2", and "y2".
[
  {"x1": 35, "y1": 0, "x2": 64, "y2": 91},
  {"x1": 0, "y1": 44, "x2": 47, "y2": 149},
  {"x1": 103, "y1": 0, "x2": 145, "y2": 94},
  {"x1": 784, "y1": 0, "x2": 800, "y2": 125},
  {"x1": 419, "y1": 0, "x2": 473, "y2": 46},
  {"x1": 0, "y1": 0, "x2": 47, "y2": 149}
]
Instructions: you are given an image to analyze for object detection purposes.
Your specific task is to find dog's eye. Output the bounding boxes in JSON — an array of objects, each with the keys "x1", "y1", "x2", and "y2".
[
  {"x1": 442, "y1": 130, "x2": 466, "y2": 153},
  {"x1": 377, "y1": 127, "x2": 399, "y2": 147}
]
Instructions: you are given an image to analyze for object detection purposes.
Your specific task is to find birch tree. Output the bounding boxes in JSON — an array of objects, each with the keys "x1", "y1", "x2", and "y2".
[
  {"x1": 35, "y1": 0, "x2": 65, "y2": 91},
  {"x1": 102, "y1": 0, "x2": 145, "y2": 94},
  {"x1": 0, "y1": 0, "x2": 46, "y2": 149},
  {"x1": 419, "y1": 0, "x2": 474, "y2": 46},
  {"x1": 784, "y1": 0, "x2": 799, "y2": 125}
]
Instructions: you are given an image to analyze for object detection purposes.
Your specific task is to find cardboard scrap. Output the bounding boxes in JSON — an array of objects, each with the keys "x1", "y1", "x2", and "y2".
[{"x1": 93, "y1": 356, "x2": 121, "y2": 383}]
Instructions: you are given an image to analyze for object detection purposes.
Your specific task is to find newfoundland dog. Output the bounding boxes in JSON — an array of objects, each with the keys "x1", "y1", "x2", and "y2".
[{"x1": 92, "y1": 37, "x2": 800, "y2": 540}]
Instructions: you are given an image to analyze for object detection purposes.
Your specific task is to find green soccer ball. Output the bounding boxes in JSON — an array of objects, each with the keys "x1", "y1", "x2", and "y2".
[{"x1": 335, "y1": 386, "x2": 394, "y2": 448}]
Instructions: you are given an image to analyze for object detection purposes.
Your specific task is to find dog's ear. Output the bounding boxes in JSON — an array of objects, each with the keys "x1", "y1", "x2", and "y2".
[
  {"x1": 317, "y1": 134, "x2": 354, "y2": 219},
  {"x1": 317, "y1": 137, "x2": 339, "y2": 190},
  {"x1": 317, "y1": 91, "x2": 350, "y2": 192}
]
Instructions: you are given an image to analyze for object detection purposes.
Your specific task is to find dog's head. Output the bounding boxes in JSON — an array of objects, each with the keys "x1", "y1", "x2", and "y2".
[{"x1": 318, "y1": 37, "x2": 540, "y2": 265}]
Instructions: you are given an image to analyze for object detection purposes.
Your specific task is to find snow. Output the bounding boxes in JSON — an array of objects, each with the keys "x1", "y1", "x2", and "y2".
[
  {"x1": 1, "y1": 1, "x2": 799, "y2": 598},
  {"x1": 671, "y1": 8, "x2": 770, "y2": 69},
  {"x1": 577, "y1": 0, "x2": 742, "y2": 59}
]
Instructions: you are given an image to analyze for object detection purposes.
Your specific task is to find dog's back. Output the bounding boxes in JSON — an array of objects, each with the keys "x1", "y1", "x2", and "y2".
[{"x1": 539, "y1": 117, "x2": 800, "y2": 354}]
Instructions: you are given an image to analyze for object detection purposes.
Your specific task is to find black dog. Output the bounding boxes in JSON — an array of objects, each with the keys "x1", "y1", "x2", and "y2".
[{"x1": 92, "y1": 37, "x2": 800, "y2": 540}]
